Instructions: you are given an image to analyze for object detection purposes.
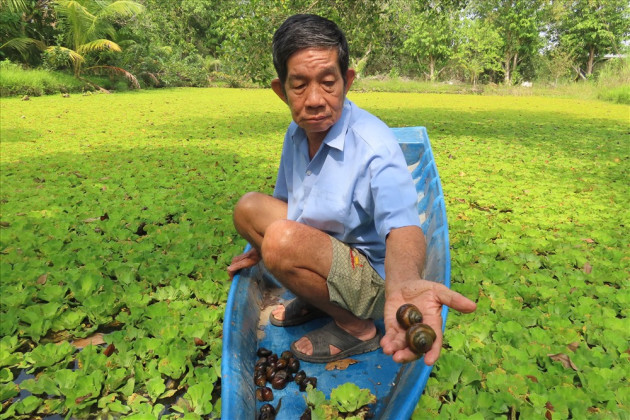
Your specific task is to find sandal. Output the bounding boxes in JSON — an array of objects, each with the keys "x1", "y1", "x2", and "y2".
[
  {"x1": 269, "y1": 298, "x2": 326, "y2": 327},
  {"x1": 290, "y1": 321, "x2": 382, "y2": 363}
]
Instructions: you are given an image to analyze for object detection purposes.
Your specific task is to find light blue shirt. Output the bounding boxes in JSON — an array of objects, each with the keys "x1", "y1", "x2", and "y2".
[{"x1": 273, "y1": 99, "x2": 420, "y2": 279}]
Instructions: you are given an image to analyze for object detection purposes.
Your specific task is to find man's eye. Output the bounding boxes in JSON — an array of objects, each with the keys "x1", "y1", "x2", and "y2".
[{"x1": 323, "y1": 81, "x2": 335, "y2": 87}]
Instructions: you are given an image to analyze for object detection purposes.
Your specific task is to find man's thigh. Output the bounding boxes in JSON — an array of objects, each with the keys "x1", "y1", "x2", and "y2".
[{"x1": 327, "y1": 237, "x2": 385, "y2": 320}]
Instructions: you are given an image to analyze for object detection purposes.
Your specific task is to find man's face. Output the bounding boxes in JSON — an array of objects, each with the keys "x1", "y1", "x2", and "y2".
[{"x1": 272, "y1": 47, "x2": 355, "y2": 144}]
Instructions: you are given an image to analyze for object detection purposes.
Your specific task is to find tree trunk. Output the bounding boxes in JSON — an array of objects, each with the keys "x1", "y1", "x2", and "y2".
[
  {"x1": 586, "y1": 46, "x2": 595, "y2": 76},
  {"x1": 429, "y1": 56, "x2": 435, "y2": 81},
  {"x1": 512, "y1": 52, "x2": 518, "y2": 82},
  {"x1": 504, "y1": 53, "x2": 511, "y2": 84}
]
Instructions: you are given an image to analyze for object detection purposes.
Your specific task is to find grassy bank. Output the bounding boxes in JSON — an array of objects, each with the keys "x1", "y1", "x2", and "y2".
[
  {"x1": 3, "y1": 60, "x2": 629, "y2": 104},
  {"x1": 0, "y1": 62, "x2": 131, "y2": 97},
  {"x1": 1, "y1": 89, "x2": 628, "y2": 418}
]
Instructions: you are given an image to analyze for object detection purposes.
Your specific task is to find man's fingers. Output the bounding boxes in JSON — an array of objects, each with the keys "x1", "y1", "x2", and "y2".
[
  {"x1": 437, "y1": 287, "x2": 477, "y2": 313},
  {"x1": 227, "y1": 257, "x2": 257, "y2": 279},
  {"x1": 380, "y1": 330, "x2": 407, "y2": 355}
]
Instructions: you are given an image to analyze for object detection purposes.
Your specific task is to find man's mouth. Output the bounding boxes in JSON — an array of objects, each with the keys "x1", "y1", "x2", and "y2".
[{"x1": 306, "y1": 116, "x2": 328, "y2": 122}]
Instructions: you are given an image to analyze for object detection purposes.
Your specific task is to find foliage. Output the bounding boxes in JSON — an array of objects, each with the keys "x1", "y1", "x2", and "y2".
[
  {"x1": 0, "y1": 60, "x2": 79, "y2": 96},
  {"x1": 50, "y1": 0, "x2": 144, "y2": 76},
  {"x1": 304, "y1": 383, "x2": 376, "y2": 419},
  {"x1": 454, "y1": 18, "x2": 504, "y2": 85},
  {"x1": 470, "y1": 0, "x2": 544, "y2": 84},
  {"x1": 3, "y1": 0, "x2": 629, "y2": 87},
  {"x1": 401, "y1": 2, "x2": 460, "y2": 81},
  {"x1": 551, "y1": 0, "x2": 630, "y2": 78},
  {"x1": 597, "y1": 85, "x2": 630, "y2": 104},
  {"x1": 1, "y1": 88, "x2": 629, "y2": 418},
  {"x1": 0, "y1": 60, "x2": 132, "y2": 96}
]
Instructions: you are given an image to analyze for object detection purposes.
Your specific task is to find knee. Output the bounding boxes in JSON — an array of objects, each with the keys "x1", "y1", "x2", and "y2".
[
  {"x1": 261, "y1": 220, "x2": 299, "y2": 272},
  {"x1": 233, "y1": 192, "x2": 263, "y2": 226}
]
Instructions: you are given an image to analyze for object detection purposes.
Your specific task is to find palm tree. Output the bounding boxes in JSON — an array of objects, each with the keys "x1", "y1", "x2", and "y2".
[
  {"x1": 51, "y1": 0, "x2": 144, "y2": 83},
  {"x1": 0, "y1": 0, "x2": 48, "y2": 63}
]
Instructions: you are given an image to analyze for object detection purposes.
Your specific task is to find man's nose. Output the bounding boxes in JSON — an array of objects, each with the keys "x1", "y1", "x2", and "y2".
[{"x1": 304, "y1": 85, "x2": 325, "y2": 108}]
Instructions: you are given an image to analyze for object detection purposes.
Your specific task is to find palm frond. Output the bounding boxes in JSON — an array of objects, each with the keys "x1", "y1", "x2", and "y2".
[
  {"x1": 1, "y1": 37, "x2": 47, "y2": 61},
  {"x1": 45, "y1": 45, "x2": 85, "y2": 68},
  {"x1": 98, "y1": 1, "x2": 144, "y2": 19},
  {"x1": 4, "y1": 0, "x2": 28, "y2": 13},
  {"x1": 85, "y1": 65, "x2": 140, "y2": 89},
  {"x1": 77, "y1": 39, "x2": 122, "y2": 54},
  {"x1": 54, "y1": 1, "x2": 96, "y2": 50}
]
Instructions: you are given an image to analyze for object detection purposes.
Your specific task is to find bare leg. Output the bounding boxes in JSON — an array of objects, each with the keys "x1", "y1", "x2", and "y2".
[
  {"x1": 263, "y1": 220, "x2": 376, "y2": 356},
  {"x1": 232, "y1": 192, "x2": 288, "y2": 251},
  {"x1": 233, "y1": 192, "x2": 376, "y2": 356}
]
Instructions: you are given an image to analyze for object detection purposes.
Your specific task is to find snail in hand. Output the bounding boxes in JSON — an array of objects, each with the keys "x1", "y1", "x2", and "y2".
[
  {"x1": 395, "y1": 303, "x2": 436, "y2": 356},
  {"x1": 406, "y1": 323, "x2": 437, "y2": 355},
  {"x1": 396, "y1": 303, "x2": 424, "y2": 329}
]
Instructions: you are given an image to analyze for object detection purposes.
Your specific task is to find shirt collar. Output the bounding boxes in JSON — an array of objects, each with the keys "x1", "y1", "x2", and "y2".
[{"x1": 289, "y1": 99, "x2": 353, "y2": 152}]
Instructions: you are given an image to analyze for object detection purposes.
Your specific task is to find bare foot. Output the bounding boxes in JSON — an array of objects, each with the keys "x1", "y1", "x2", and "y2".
[
  {"x1": 293, "y1": 319, "x2": 377, "y2": 357},
  {"x1": 270, "y1": 304, "x2": 287, "y2": 322}
]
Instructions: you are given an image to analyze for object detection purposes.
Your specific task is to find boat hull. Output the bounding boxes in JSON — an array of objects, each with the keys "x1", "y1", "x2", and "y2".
[{"x1": 221, "y1": 126, "x2": 451, "y2": 419}]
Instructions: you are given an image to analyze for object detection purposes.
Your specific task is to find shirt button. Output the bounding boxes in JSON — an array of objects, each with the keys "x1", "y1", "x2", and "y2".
[{"x1": 306, "y1": 170, "x2": 312, "y2": 176}]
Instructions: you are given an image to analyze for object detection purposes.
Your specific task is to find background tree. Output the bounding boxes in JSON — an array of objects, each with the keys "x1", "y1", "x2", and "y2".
[
  {"x1": 0, "y1": 0, "x2": 56, "y2": 65},
  {"x1": 552, "y1": 0, "x2": 629, "y2": 79},
  {"x1": 50, "y1": 0, "x2": 144, "y2": 78},
  {"x1": 455, "y1": 17, "x2": 503, "y2": 85},
  {"x1": 471, "y1": 0, "x2": 544, "y2": 84},
  {"x1": 401, "y1": 1, "x2": 462, "y2": 81}
]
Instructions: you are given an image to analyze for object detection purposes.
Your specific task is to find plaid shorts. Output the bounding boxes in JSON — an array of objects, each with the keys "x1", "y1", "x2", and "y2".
[{"x1": 326, "y1": 236, "x2": 385, "y2": 320}]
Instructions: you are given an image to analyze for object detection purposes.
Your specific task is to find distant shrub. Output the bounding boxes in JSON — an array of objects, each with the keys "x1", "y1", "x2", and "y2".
[
  {"x1": 0, "y1": 61, "x2": 84, "y2": 96},
  {"x1": 42, "y1": 47, "x2": 73, "y2": 71},
  {"x1": 598, "y1": 86, "x2": 630, "y2": 104}
]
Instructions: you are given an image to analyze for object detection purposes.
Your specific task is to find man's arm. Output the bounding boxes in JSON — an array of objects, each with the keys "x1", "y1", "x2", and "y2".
[{"x1": 380, "y1": 226, "x2": 477, "y2": 364}]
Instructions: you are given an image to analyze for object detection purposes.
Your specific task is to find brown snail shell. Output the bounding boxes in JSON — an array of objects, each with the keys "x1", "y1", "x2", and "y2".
[
  {"x1": 406, "y1": 323, "x2": 436, "y2": 355},
  {"x1": 396, "y1": 304, "x2": 423, "y2": 329},
  {"x1": 280, "y1": 350, "x2": 294, "y2": 360},
  {"x1": 275, "y1": 358, "x2": 288, "y2": 370},
  {"x1": 256, "y1": 386, "x2": 274, "y2": 402},
  {"x1": 257, "y1": 347, "x2": 272, "y2": 357},
  {"x1": 294, "y1": 370, "x2": 306, "y2": 386},
  {"x1": 258, "y1": 403, "x2": 276, "y2": 420},
  {"x1": 287, "y1": 357, "x2": 300, "y2": 374},
  {"x1": 271, "y1": 369, "x2": 289, "y2": 390},
  {"x1": 265, "y1": 365, "x2": 276, "y2": 381},
  {"x1": 254, "y1": 372, "x2": 267, "y2": 387},
  {"x1": 299, "y1": 376, "x2": 317, "y2": 392}
]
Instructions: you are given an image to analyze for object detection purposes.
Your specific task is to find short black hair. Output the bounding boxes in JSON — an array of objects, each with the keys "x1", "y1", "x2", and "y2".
[{"x1": 272, "y1": 14, "x2": 349, "y2": 85}]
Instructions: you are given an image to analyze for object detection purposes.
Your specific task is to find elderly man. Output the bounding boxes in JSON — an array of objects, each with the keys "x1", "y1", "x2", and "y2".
[{"x1": 228, "y1": 14, "x2": 476, "y2": 364}]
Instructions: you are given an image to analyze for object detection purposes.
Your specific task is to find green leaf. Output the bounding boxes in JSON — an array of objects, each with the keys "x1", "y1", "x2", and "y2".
[
  {"x1": 24, "y1": 341, "x2": 75, "y2": 372},
  {"x1": 15, "y1": 395, "x2": 43, "y2": 414},
  {"x1": 329, "y1": 383, "x2": 376, "y2": 413},
  {"x1": 184, "y1": 383, "x2": 213, "y2": 415},
  {"x1": 37, "y1": 284, "x2": 68, "y2": 303},
  {"x1": 304, "y1": 385, "x2": 327, "y2": 408},
  {"x1": 145, "y1": 376, "x2": 165, "y2": 402},
  {"x1": 0, "y1": 382, "x2": 19, "y2": 401},
  {"x1": 19, "y1": 374, "x2": 60, "y2": 396},
  {"x1": 0, "y1": 368, "x2": 13, "y2": 383}
]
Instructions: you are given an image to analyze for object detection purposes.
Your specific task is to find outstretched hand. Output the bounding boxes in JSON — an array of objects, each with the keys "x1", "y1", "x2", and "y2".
[
  {"x1": 380, "y1": 280, "x2": 476, "y2": 365},
  {"x1": 227, "y1": 248, "x2": 261, "y2": 280}
]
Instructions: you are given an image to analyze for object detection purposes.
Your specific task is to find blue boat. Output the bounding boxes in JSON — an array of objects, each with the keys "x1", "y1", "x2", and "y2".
[{"x1": 221, "y1": 126, "x2": 451, "y2": 419}]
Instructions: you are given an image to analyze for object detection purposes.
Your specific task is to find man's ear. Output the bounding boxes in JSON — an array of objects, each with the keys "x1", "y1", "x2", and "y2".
[
  {"x1": 271, "y1": 78, "x2": 287, "y2": 103},
  {"x1": 344, "y1": 69, "x2": 356, "y2": 94}
]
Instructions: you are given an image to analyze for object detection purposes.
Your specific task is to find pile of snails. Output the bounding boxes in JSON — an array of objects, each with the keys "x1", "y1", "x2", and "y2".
[
  {"x1": 254, "y1": 347, "x2": 317, "y2": 419},
  {"x1": 254, "y1": 305, "x2": 433, "y2": 418},
  {"x1": 396, "y1": 303, "x2": 437, "y2": 355}
]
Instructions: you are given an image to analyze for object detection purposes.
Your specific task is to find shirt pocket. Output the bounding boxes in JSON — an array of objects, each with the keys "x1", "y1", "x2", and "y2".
[{"x1": 300, "y1": 187, "x2": 348, "y2": 235}]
